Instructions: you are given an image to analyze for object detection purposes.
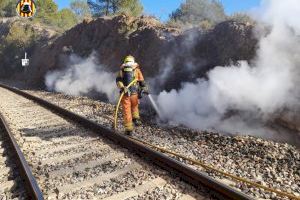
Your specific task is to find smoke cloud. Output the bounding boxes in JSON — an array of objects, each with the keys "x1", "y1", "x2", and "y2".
[
  {"x1": 156, "y1": 0, "x2": 300, "y2": 135},
  {"x1": 45, "y1": 53, "x2": 117, "y2": 102}
]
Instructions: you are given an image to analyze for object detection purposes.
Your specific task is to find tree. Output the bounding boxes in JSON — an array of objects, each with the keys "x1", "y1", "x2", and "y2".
[
  {"x1": 0, "y1": 0, "x2": 16, "y2": 17},
  {"x1": 33, "y1": 0, "x2": 78, "y2": 30},
  {"x1": 34, "y1": 0, "x2": 59, "y2": 25},
  {"x1": 87, "y1": 0, "x2": 143, "y2": 17},
  {"x1": 70, "y1": 0, "x2": 92, "y2": 21},
  {"x1": 169, "y1": 0, "x2": 226, "y2": 27},
  {"x1": 229, "y1": 12, "x2": 255, "y2": 25},
  {"x1": 87, "y1": 0, "x2": 111, "y2": 16},
  {"x1": 118, "y1": 0, "x2": 143, "y2": 17},
  {"x1": 57, "y1": 9, "x2": 78, "y2": 29}
]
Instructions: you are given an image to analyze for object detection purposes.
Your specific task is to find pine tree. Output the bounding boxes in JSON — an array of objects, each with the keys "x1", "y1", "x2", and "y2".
[
  {"x1": 87, "y1": 0, "x2": 143, "y2": 17},
  {"x1": 33, "y1": 0, "x2": 78, "y2": 30},
  {"x1": 57, "y1": 9, "x2": 78, "y2": 29},
  {"x1": 87, "y1": 0, "x2": 111, "y2": 16},
  {"x1": 118, "y1": 0, "x2": 143, "y2": 17},
  {"x1": 34, "y1": 0, "x2": 59, "y2": 25},
  {"x1": 70, "y1": 0, "x2": 92, "y2": 21},
  {"x1": 169, "y1": 0, "x2": 226, "y2": 27}
]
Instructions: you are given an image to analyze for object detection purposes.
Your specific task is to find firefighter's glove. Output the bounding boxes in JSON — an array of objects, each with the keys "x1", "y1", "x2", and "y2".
[
  {"x1": 141, "y1": 86, "x2": 149, "y2": 95},
  {"x1": 139, "y1": 81, "x2": 149, "y2": 95}
]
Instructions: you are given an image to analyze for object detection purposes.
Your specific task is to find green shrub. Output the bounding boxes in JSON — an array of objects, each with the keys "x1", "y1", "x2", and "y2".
[
  {"x1": 229, "y1": 12, "x2": 256, "y2": 25},
  {"x1": 169, "y1": 0, "x2": 226, "y2": 28}
]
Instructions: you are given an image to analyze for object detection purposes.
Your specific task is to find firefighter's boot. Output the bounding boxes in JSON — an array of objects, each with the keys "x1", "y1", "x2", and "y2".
[{"x1": 125, "y1": 130, "x2": 132, "y2": 136}]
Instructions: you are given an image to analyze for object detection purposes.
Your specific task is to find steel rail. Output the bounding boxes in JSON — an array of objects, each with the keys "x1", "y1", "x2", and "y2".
[
  {"x1": 0, "y1": 84, "x2": 252, "y2": 200},
  {"x1": 0, "y1": 114, "x2": 44, "y2": 200}
]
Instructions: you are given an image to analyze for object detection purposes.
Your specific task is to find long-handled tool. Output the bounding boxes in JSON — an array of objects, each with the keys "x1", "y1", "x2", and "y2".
[{"x1": 145, "y1": 94, "x2": 163, "y2": 120}]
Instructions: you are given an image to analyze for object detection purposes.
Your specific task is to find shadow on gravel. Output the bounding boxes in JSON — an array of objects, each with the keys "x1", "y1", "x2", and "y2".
[{"x1": 20, "y1": 126, "x2": 82, "y2": 140}]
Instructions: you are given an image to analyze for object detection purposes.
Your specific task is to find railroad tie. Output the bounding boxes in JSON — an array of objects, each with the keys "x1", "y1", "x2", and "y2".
[
  {"x1": 0, "y1": 180, "x2": 16, "y2": 193},
  {"x1": 21, "y1": 126, "x2": 78, "y2": 138},
  {"x1": 0, "y1": 156, "x2": 8, "y2": 164},
  {"x1": 101, "y1": 177, "x2": 167, "y2": 200},
  {"x1": 39, "y1": 145, "x2": 111, "y2": 166},
  {"x1": 57, "y1": 163, "x2": 142, "y2": 198},
  {"x1": 0, "y1": 166, "x2": 10, "y2": 176},
  {"x1": 34, "y1": 138, "x2": 99, "y2": 156},
  {"x1": 178, "y1": 194, "x2": 205, "y2": 200},
  {"x1": 42, "y1": 152, "x2": 124, "y2": 179}
]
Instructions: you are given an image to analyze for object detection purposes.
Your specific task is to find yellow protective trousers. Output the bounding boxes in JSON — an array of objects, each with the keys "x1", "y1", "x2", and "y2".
[{"x1": 121, "y1": 93, "x2": 140, "y2": 131}]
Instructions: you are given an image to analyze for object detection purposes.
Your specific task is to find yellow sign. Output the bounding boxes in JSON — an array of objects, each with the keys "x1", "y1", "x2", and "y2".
[{"x1": 16, "y1": 0, "x2": 37, "y2": 18}]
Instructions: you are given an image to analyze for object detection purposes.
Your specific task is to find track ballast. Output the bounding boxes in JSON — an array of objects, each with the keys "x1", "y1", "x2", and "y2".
[{"x1": 0, "y1": 84, "x2": 253, "y2": 200}]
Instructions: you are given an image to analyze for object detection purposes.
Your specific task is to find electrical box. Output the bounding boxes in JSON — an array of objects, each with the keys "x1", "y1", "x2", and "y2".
[{"x1": 22, "y1": 52, "x2": 29, "y2": 67}]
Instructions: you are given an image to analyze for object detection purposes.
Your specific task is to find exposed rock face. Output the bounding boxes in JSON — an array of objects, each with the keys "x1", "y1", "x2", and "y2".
[
  {"x1": 1, "y1": 15, "x2": 299, "y2": 137},
  {"x1": 0, "y1": 17, "x2": 59, "y2": 79},
  {"x1": 28, "y1": 15, "x2": 175, "y2": 86},
  {"x1": 27, "y1": 15, "x2": 257, "y2": 90},
  {"x1": 161, "y1": 20, "x2": 257, "y2": 90}
]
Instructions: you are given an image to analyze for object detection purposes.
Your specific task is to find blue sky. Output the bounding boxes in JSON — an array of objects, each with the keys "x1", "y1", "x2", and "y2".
[{"x1": 55, "y1": 0, "x2": 261, "y2": 21}]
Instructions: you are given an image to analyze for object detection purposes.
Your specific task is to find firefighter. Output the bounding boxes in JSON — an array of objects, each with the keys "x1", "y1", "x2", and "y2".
[{"x1": 116, "y1": 55, "x2": 148, "y2": 135}]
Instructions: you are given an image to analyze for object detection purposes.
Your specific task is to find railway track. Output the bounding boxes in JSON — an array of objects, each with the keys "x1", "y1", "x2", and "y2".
[
  {"x1": 0, "y1": 117, "x2": 38, "y2": 199},
  {"x1": 0, "y1": 126, "x2": 25, "y2": 199},
  {"x1": 0, "y1": 84, "x2": 253, "y2": 200}
]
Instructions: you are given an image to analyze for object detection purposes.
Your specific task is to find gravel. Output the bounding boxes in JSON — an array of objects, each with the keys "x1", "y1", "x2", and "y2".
[
  {"x1": 0, "y1": 87, "x2": 214, "y2": 200},
  {"x1": 62, "y1": 169, "x2": 156, "y2": 199},
  {"x1": 27, "y1": 90, "x2": 300, "y2": 200},
  {"x1": 0, "y1": 128, "x2": 28, "y2": 200}
]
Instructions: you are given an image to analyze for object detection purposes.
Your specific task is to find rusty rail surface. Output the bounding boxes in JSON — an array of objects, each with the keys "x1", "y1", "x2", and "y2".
[
  {"x1": 0, "y1": 84, "x2": 252, "y2": 200},
  {"x1": 0, "y1": 114, "x2": 44, "y2": 200}
]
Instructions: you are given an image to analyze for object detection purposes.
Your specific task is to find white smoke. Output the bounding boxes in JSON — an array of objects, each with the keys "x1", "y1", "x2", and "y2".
[
  {"x1": 45, "y1": 53, "x2": 117, "y2": 102},
  {"x1": 156, "y1": 0, "x2": 300, "y2": 135},
  {"x1": 149, "y1": 29, "x2": 202, "y2": 92}
]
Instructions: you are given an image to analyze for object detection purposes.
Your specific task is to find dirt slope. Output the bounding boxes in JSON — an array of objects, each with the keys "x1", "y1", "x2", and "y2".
[
  {"x1": 0, "y1": 17, "x2": 60, "y2": 78},
  {"x1": 2, "y1": 15, "x2": 298, "y2": 134},
  {"x1": 27, "y1": 15, "x2": 257, "y2": 90}
]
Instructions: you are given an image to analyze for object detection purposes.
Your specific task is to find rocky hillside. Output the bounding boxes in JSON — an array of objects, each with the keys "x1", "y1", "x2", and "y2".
[
  {"x1": 27, "y1": 15, "x2": 257, "y2": 90},
  {"x1": 26, "y1": 15, "x2": 300, "y2": 135},
  {"x1": 0, "y1": 17, "x2": 60, "y2": 79},
  {"x1": 1, "y1": 15, "x2": 298, "y2": 133}
]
